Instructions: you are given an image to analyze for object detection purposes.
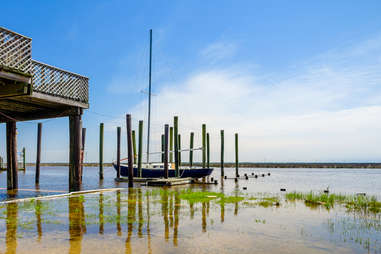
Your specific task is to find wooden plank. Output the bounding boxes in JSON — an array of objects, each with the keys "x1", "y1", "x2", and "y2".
[{"x1": 0, "y1": 81, "x2": 32, "y2": 98}]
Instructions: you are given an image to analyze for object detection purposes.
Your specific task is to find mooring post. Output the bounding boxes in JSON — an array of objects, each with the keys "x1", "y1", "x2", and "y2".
[
  {"x1": 164, "y1": 124, "x2": 169, "y2": 179},
  {"x1": 207, "y1": 133, "x2": 210, "y2": 169},
  {"x1": 235, "y1": 133, "x2": 239, "y2": 177},
  {"x1": 22, "y1": 147, "x2": 26, "y2": 171},
  {"x1": 69, "y1": 111, "x2": 82, "y2": 191},
  {"x1": 116, "y1": 127, "x2": 121, "y2": 179},
  {"x1": 138, "y1": 120, "x2": 143, "y2": 178},
  {"x1": 161, "y1": 134, "x2": 165, "y2": 163},
  {"x1": 99, "y1": 123, "x2": 104, "y2": 180},
  {"x1": 6, "y1": 121, "x2": 18, "y2": 190},
  {"x1": 35, "y1": 123, "x2": 42, "y2": 184},
  {"x1": 189, "y1": 132, "x2": 194, "y2": 168},
  {"x1": 174, "y1": 116, "x2": 179, "y2": 177},
  {"x1": 126, "y1": 114, "x2": 134, "y2": 187},
  {"x1": 81, "y1": 127, "x2": 86, "y2": 182},
  {"x1": 169, "y1": 127, "x2": 173, "y2": 163},
  {"x1": 202, "y1": 124, "x2": 206, "y2": 168},
  {"x1": 178, "y1": 134, "x2": 181, "y2": 167},
  {"x1": 220, "y1": 130, "x2": 224, "y2": 176},
  {"x1": 132, "y1": 130, "x2": 137, "y2": 162}
]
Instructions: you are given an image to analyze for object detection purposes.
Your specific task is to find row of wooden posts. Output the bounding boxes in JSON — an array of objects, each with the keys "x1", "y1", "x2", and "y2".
[
  {"x1": 0, "y1": 147, "x2": 26, "y2": 171},
  {"x1": 98, "y1": 114, "x2": 240, "y2": 187}
]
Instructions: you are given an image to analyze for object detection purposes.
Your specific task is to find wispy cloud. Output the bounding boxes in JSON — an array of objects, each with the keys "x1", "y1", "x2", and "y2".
[
  {"x1": 107, "y1": 34, "x2": 381, "y2": 162},
  {"x1": 200, "y1": 42, "x2": 237, "y2": 62}
]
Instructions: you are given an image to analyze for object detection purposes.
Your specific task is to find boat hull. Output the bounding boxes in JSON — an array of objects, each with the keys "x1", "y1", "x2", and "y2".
[{"x1": 113, "y1": 164, "x2": 213, "y2": 178}]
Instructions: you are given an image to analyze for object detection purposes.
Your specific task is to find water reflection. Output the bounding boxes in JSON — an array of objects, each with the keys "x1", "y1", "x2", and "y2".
[
  {"x1": 6, "y1": 202, "x2": 17, "y2": 254},
  {"x1": 68, "y1": 196, "x2": 86, "y2": 254}
]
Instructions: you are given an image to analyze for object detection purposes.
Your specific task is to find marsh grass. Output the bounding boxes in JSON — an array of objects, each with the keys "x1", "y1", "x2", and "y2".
[{"x1": 286, "y1": 191, "x2": 381, "y2": 213}]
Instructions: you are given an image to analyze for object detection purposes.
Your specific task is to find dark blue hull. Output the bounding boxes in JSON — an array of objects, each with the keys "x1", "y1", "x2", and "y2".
[{"x1": 113, "y1": 164, "x2": 213, "y2": 178}]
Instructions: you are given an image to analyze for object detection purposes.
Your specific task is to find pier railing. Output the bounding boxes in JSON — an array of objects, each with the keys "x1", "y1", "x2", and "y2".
[
  {"x1": 32, "y1": 60, "x2": 89, "y2": 104},
  {"x1": 0, "y1": 27, "x2": 32, "y2": 73},
  {"x1": 0, "y1": 27, "x2": 89, "y2": 105}
]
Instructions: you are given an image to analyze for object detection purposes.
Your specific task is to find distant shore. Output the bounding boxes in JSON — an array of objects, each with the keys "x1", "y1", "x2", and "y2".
[{"x1": 23, "y1": 162, "x2": 381, "y2": 168}]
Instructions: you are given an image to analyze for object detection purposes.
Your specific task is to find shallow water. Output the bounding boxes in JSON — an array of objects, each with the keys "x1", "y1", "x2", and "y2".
[{"x1": 0, "y1": 167, "x2": 380, "y2": 253}]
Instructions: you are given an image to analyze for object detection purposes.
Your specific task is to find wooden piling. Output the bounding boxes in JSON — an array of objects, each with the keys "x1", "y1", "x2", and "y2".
[
  {"x1": 35, "y1": 123, "x2": 42, "y2": 184},
  {"x1": 202, "y1": 124, "x2": 206, "y2": 168},
  {"x1": 161, "y1": 134, "x2": 165, "y2": 163},
  {"x1": 99, "y1": 123, "x2": 104, "y2": 180},
  {"x1": 126, "y1": 114, "x2": 134, "y2": 187},
  {"x1": 220, "y1": 130, "x2": 224, "y2": 176},
  {"x1": 22, "y1": 147, "x2": 26, "y2": 171},
  {"x1": 207, "y1": 133, "x2": 210, "y2": 169},
  {"x1": 6, "y1": 121, "x2": 18, "y2": 190},
  {"x1": 132, "y1": 130, "x2": 137, "y2": 162},
  {"x1": 169, "y1": 127, "x2": 173, "y2": 163},
  {"x1": 138, "y1": 120, "x2": 143, "y2": 178},
  {"x1": 235, "y1": 133, "x2": 239, "y2": 177},
  {"x1": 164, "y1": 125, "x2": 169, "y2": 179},
  {"x1": 174, "y1": 116, "x2": 179, "y2": 177},
  {"x1": 69, "y1": 112, "x2": 82, "y2": 191},
  {"x1": 189, "y1": 132, "x2": 194, "y2": 168},
  {"x1": 178, "y1": 134, "x2": 181, "y2": 166},
  {"x1": 81, "y1": 127, "x2": 86, "y2": 182},
  {"x1": 116, "y1": 127, "x2": 121, "y2": 179}
]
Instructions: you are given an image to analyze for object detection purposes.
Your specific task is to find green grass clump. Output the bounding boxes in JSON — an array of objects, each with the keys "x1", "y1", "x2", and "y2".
[
  {"x1": 178, "y1": 189, "x2": 224, "y2": 203},
  {"x1": 286, "y1": 191, "x2": 381, "y2": 213}
]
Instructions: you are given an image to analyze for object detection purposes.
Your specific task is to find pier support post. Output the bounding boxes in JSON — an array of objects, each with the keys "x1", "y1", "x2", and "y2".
[
  {"x1": 164, "y1": 125, "x2": 169, "y2": 179},
  {"x1": 132, "y1": 130, "x2": 137, "y2": 162},
  {"x1": 22, "y1": 147, "x2": 26, "y2": 171},
  {"x1": 35, "y1": 123, "x2": 42, "y2": 184},
  {"x1": 220, "y1": 130, "x2": 224, "y2": 176},
  {"x1": 99, "y1": 123, "x2": 104, "y2": 180},
  {"x1": 69, "y1": 110, "x2": 82, "y2": 191},
  {"x1": 116, "y1": 127, "x2": 121, "y2": 179},
  {"x1": 138, "y1": 120, "x2": 143, "y2": 178},
  {"x1": 202, "y1": 124, "x2": 206, "y2": 168},
  {"x1": 81, "y1": 127, "x2": 86, "y2": 182},
  {"x1": 178, "y1": 134, "x2": 181, "y2": 167},
  {"x1": 235, "y1": 133, "x2": 239, "y2": 177},
  {"x1": 207, "y1": 133, "x2": 210, "y2": 169},
  {"x1": 161, "y1": 134, "x2": 165, "y2": 163},
  {"x1": 169, "y1": 127, "x2": 173, "y2": 163},
  {"x1": 189, "y1": 132, "x2": 194, "y2": 168},
  {"x1": 174, "y1": 116, "x2": 179, "y2": 177},
  {"x1": 126, "y1": 114, "x2": 134, "y2": 187},
  {"x1": 6, "y1": 121, "x2": 18, "y2": 190}
]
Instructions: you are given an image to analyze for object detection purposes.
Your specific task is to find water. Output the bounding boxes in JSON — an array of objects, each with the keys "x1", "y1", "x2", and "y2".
[{"x1": 0, "y1": 166, "x2": 380, "y2": 253}]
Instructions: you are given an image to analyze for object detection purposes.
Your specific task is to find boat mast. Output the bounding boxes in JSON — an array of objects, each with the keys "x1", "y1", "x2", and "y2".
[{"x1": 146, "y1": 29, "x2": 153, "y2": 163}]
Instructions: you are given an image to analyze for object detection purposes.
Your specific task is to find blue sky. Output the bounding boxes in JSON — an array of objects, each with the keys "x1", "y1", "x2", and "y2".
[{"x1": 1, "y1": 0, "x2": 381, "y2": 163}]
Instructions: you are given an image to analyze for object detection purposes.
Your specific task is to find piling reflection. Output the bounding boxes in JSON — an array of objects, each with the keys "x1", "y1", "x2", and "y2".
[
  {"x1": 35, "y1": 200, "x2": 42, "y2": 242},
  {"x1": 116, "y1": 190, "x2": 122, "y2": 235},
  {"x1": 125, "y1": 188, "x2": 136, "y2": 254},
  {"x1": 6, "y1": 202, "x2": 18, "y2": 254},
  {"x1": 99, "y1": 192, "x2": 104, "y2": 234},
  {"x1": 68, "y1": 195, "x2": 86, "y2": 254}
]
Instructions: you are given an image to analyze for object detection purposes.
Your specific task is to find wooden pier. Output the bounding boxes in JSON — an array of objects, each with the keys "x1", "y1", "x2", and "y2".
[{"x1": 0, "y1": 27, "x2": 89, "y2": 191}]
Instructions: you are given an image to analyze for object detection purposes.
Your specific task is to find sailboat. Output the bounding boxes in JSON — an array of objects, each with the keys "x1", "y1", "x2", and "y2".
[{"x1": 113, "y1": 30, "x2": 213, "y2": 179}]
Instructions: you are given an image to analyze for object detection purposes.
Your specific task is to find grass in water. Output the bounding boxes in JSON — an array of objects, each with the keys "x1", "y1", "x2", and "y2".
[{"x1": 286, "y1": 191, "x2": 381, "y2": 213}]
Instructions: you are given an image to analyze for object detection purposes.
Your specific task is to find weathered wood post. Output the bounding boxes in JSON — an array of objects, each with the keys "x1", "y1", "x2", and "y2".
[
  {"x1": 69, "y1": 110, "x2": 82, "y2": 191},
  {"x1": 116, "y1": 127, "x2": 121, "y2": 179},
  {"x1": 6, "y1": 121, "x2": 18, "y2": 190},
  {"x1": 235, "y1": 133, "x2": 239, "y2": 177},
  {"x1": 80, "y1": 127, "x2": 86, "y2": 182},
  {"x1": 220, "y1": 130, "x2": 224, "y2": 176},
  {"x1": 22, "y1": 147, "x2": 26, "y2": 171},
  {"x1": 35, "y1": 123, "x2": 42, "y2": 184},
  {"x1": 99, "y1": 123, "x2": 104, "y2": 180},
  {"x1": 169, "y1": 127, "x2": 174, "y2": 163},
  {"x1": 126, "y1": 114, "x2": 134, "y2": 187},
  {"x1": 161, "y1": 134, "x2": 165, "y2": 163},
  {"x1": 164, "y1": 124, "x2": 169, "y2": 179},
  {"x1": 189, "y1": 132, "x2": 194, "y2": 168},
  {"x1": 138, "y1": 120, "x2": 143, "y2": 178},
  {"x1": 207, "y1": 133, "x2": 210, "y2": 168},
  {"x1": 202, "y1": 124, "x2": 206, "y2": 168},
  {"x1": 178, "y1": 134, "x2": 181, "y2": 167},
  {"x1": 174, "y1": 116, "x2": 179, "y2": 177},
  {"x1": 132, "y1": 130, "x2": 137, "y2": 162}
]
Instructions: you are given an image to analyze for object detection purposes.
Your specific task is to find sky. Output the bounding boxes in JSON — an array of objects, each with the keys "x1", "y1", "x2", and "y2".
[{"x1": 1, "y1": 0, "x2": 381, "y2": 163}]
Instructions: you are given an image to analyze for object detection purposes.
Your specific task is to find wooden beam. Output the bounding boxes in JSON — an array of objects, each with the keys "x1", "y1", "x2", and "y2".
[
  {"x1": 0, "y1": 80, "x2": 32, "y2": 99},
  {"x1": 0, "y1": 107, "x2": 81, "y2": 122}
]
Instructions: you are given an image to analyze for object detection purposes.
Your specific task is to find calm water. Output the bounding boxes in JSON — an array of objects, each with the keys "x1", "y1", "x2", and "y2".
[{"x1": 0, "y1": 166, "x2": 380, "y2": 253}]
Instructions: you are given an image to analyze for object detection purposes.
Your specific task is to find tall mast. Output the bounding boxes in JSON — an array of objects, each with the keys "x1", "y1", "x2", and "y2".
[{"x1": 146, "y1": 29, "x2": 152, "y2": 163}]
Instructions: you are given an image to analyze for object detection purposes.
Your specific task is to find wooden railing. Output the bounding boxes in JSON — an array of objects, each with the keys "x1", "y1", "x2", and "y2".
[{"x1": 0, "y1": 27, "x2": 89, "y2": 104}]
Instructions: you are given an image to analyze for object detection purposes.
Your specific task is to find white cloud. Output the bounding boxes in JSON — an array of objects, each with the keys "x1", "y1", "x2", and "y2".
[
  {"x1": 200, "y1": 42, "x2": 237, "y2": 62},
  {"x1": 106, "y1": 35, "x2": 381, "y2": 163}
]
